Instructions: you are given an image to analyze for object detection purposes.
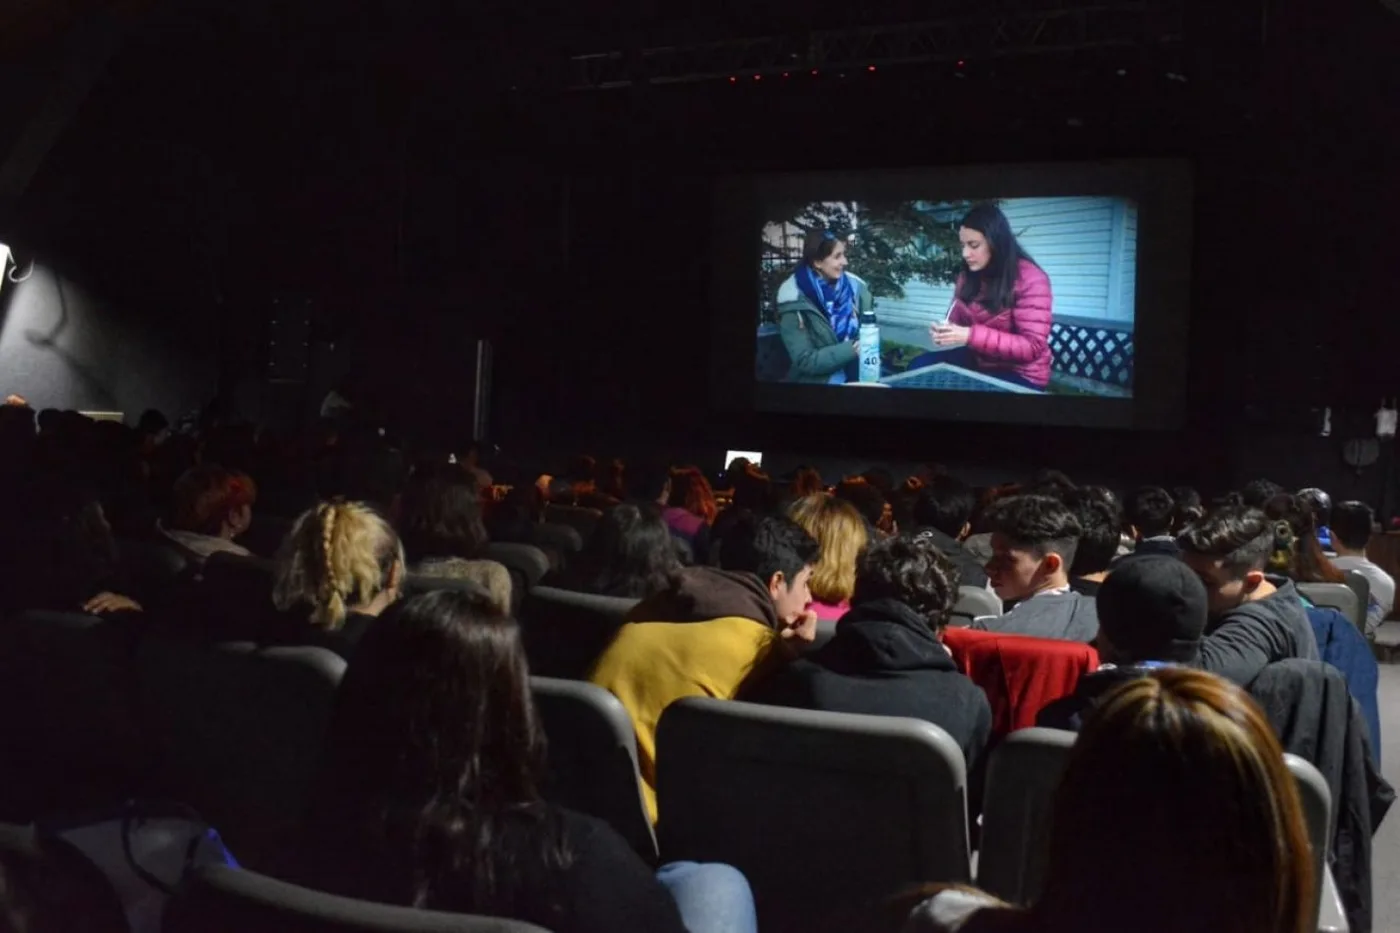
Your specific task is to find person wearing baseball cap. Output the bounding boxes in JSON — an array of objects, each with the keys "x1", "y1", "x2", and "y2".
[{"x1": 1037, "y1": 556, "x2": 1208, "y2": 731}]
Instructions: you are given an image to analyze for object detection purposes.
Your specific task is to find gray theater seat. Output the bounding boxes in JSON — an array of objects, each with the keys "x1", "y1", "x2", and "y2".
[
  {"x1": 1297, "y1": 582, "x2": 1363, "y2": 630},
  {"x1": 1341, "y1": 571, "x2": 1371, "y2": 629},
  {"x1": 165, "y1": 863, "x2": 553, "y2": 933},
  {"x1": 519, "y1": 586, "x2": 638, "y2": 679},
  {"x1": 950, "y1": 586, "x2": 1002, "y2": 627},
  {"x1": 977, "y1": 727, "x2": 1345, "y2": 932},
  {"x1": 484, "y1": 542, "x2": 551, "y2": 613},
  {"x1": 530, "y1": 677, "x2": 656, "y2": 861},
  {"x1": 135, "y1": 638, "x2": 345, "y2": 863},
  {"x1": 0, "y1": 612, "x2": 146, "y2": 819},
  {"x1": 655, "y1": 698, "x2": 970, "y2": 924},
  {"x1": 542, "y1": 505, "x2": 601, "y2": 540}
]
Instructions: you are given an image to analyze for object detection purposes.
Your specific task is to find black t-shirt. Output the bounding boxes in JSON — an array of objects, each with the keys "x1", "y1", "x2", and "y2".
[{"x1": 287, "y1": 805, "x2": 685, "y2": 933}]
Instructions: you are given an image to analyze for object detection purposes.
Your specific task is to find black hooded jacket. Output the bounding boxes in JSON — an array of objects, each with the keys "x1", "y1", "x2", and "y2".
[{"x1": 745, "y1": 598, "x2": 992, "y2": 774}]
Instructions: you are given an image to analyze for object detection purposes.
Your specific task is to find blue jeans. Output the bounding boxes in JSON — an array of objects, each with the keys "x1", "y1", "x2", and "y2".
[{"x1": 655, "y1": 861, "x2": 757, "y2": 933}]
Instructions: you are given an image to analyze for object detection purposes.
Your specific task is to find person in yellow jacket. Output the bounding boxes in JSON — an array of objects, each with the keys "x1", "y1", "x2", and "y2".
[{"x1": 588, "y1": 513, "x2": 821, "y2": 821}]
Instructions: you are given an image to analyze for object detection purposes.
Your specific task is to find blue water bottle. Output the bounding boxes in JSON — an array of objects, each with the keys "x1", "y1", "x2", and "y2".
[{"x1": 858, "y1": 310, "x2": 881, "y2": 383}]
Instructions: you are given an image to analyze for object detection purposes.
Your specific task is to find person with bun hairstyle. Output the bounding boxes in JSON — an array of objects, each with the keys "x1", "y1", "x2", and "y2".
[
  {"x1": 1178, "y1": 506, "x2": 1319, "y2": 687},
  {"x1": 901, "y1": 668, "x2": 1316, "y2": 933},
  {"x1": 918, "y1": 203, "x2": 1054, "y2": 390},
  {"x1": 776, "y1": 229, "x2": 874, "y2": 384},
  {"x1": 272, "y1": 500, "x2": 406, "y2": 658}
]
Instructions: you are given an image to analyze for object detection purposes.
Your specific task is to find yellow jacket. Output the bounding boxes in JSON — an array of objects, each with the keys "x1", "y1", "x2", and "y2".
[{"x1": 588, "y1": 568, "x2": 782, "y2": 822}]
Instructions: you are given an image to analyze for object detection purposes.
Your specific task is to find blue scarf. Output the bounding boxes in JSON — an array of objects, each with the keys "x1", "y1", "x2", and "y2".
[{"x1": 796, "y1": 265, "x2": 858, "y2": 343}]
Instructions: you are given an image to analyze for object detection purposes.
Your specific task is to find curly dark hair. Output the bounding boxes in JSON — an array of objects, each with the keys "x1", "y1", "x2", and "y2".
[
  {"x1": 1241, "y1": 479, "x2": 1284, "y2": 509},
  {"x1": 1064, "y1": 489, "x2": 1122, "y2": 576},
  {"x1": 718, "y1": 513, "x2": 820, "y2": 595},
  {"x1": 853, "y1": 534, "x2": 960, "y2": 628},
  {"x1": 1172, "y1": 486, "x2": 1205, "y2": 531},
  {"x1": 1127, "y1": 486, "x2": 1176, "y2": 539},
  {"x1": 1178, "y1": 506, "x2": 1277, "y2": 576},
  {"x1": 982, "y1": 494, "x2": 1083, "y2": 567}
]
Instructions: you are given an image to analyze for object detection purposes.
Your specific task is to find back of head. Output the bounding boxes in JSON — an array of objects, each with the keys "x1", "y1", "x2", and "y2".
[
  {"x1": 580, "y1": 502, "x2": 680, "y2": 599},
  {"x1": 787, "y1": 494, "x2": 868, "y2": 605},
  {"x1": 1025, "y1": 468, "x2": 1075, "y2": 499},
  {"x1": 1126, "y1": 486, "x2": 1175, "y2": 539},
  {"x1": 398, "y1": 467, "x2": 488, "y2": 562},
  {"x1": 790, "y1": 467, "x2": 825, "y2": 499},
  {"x1": 313, "y1": 590, "x2": 549, "y2": 906},
  {"x1": 274, "y1": 500, "x2": 404, "y2": 629},
  {"x1": 982, "y1": 494, "x2": 1082, "y2": 568},
  {"x1": 1330, "y1": 500, "x2": 1375, "y2": 552},
  {"x1": 1263, "y1": 493, "x2": 1344, "y2": 583},
  {"x1": 1242, "y1": 478, "x2": 1284, "y2": 509},
  {"x1": 169, "y1": 464, "x2": 256, "y2": 536},
  {"x1": 852, "y1": 534, "x2": 959, "y2": 630},
  {"x1": 718, "y1": 511, "x2": 820, "y2": 586},
  {"x1": 624, "y1": 460, "x2": 672, "y2": 505},
  {"x1": 1177, "y1": 505, "x2": 1275, "y2": 577},
  {"x1": 1063, "y1": 489, "x2": 1121, "y2": 577},
  {"x1": 668, "y1": 467, "x2": 718, "y2": 524},
  {"x1": 1297, "y1": 488, "x2": 1332, "y2": 528},
  {"x1": 912, "y1": 474, "x2": 975, "y2": 539},
  {"x1": 1172, "y1": 486, "x2": 1205, "y2": 532},
  {"x1": 1037, "y1": 668, "x2": 1313, "y2": 933},
  {"x1": 731, "y1": 463, "x2": 775, "y2": 512},
  {"x1": 1096, "y1": 557, "x2": 1207, "y2": 664},
  {"x1": 834, "y1": 478, "x2": 887, "y2": 530}
]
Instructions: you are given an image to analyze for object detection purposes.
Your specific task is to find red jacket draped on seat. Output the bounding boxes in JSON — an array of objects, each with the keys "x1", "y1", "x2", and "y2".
[{"x1": 942, "y1": 627, "x2": 1099, "y2": 737}]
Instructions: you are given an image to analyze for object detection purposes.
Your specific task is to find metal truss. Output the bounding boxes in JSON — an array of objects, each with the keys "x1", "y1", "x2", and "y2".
[{"x1": 562, "y1": 1, "x2": 1183, "y2": 90}]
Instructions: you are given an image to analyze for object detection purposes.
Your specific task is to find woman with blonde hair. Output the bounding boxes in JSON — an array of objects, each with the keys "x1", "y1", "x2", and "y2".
[
  {"x1": 272, "y1": 500, "x2": 406, "y2": 658},
  {"x1": 787, "y1": 494, "x2": 869, "y2": 620},
  {"x1": 901, "y1": 667, "x2": 1315, "y2": 933}
]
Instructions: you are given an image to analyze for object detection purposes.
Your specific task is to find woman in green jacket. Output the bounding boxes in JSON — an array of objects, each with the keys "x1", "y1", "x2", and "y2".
[{"x1": 775, "y1": 230, "x2": 873, "y2": 384}]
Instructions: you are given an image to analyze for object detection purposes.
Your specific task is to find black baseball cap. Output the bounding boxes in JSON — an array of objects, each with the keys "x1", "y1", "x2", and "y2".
[{"x1": 1098, "y1": 556, "x2": 1208, "y2": 664}]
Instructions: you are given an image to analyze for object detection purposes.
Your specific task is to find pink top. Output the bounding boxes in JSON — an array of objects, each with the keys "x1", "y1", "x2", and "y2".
[
  {"x1": 947, "y1": 258, "x2": 1054, "y2": 388},
  {"x1": 662, "y1": 506, "x2": 707, "y2": 541},
  {"x1": 808, "y1": 600, "x2": 850, "y2": 621}
]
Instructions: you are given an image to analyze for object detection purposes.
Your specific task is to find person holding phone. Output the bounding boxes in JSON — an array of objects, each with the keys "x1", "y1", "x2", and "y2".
[
  {"x1": 921, "y1": 203, "x2": 1054, "y2": 390},
  {"x1": 776, "y1": 229, "x2": 873, "y2": 384}
]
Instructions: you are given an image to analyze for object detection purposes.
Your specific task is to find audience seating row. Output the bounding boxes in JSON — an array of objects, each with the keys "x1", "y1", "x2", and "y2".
[{"x1": 1299, "y1": 578, "x2": 1368, "y2": 632}]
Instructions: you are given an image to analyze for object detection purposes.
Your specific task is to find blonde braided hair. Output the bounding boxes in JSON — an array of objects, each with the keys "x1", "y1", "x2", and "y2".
[{"x1": 274, "y1": 500, "x2": 404, "y2": 630}]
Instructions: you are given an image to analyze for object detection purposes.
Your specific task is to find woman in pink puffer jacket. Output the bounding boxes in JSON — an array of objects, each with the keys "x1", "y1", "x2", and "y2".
[{"x1": 928, "y1": 203, "x2": 1054, "y2": 390}]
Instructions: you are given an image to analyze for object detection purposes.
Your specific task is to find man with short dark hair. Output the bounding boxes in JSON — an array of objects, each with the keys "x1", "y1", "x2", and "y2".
[
  {"x1": 1331, "y1": 500, "x2": 1393, "y2": 634},
  {"x1": 1064, "y1": 488, "x2": 1121, "y2": 596},
  {"x1": 589, "y1": 514, "x2": 821, "y2": 819},
  {"x1": 1118, "y1": 486, "x2": 1179, "y2": 562},
  {"x1": 911, "y1": 474, "x2": 989, "y2": 588},
  {"x1": 746, "y1": 533, "x2": 992, "y2": 774},
  {"x1": 1178, "y1": 506, "x2": 1319, "y2": 686},
  {"x1": 972, "y1": 495, "x2": 1099, "y2": 642},
  {"x1": 1038, "y1": 556, "x2": 1207, "y2": 731}
]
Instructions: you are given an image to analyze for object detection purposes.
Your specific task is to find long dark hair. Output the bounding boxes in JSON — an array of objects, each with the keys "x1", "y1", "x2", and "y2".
[
  {"x1": 575, "y1": 503, "x2": 680, "y2": 599},
  {"x1": 956, "y1": 203, "x2": 1039, "y2": 314},
  {"x1": 398, "y1": 466, "x2": 489, "y2": 562},
  {"x1": 1263, "y1": 493, "x2": 1345, "y2": 584},
  {"x1": 306, "y1": 591, "x2": 570, "y2": 911}
]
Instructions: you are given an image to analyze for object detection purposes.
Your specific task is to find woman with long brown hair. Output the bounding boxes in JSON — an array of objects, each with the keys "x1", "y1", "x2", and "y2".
[
  {"x1": 1264, "y1": 492, "x2": 1346, "y2": 584},
  {"x1": 902, "y1": 667, "x2": 1315, "y2": 933}
]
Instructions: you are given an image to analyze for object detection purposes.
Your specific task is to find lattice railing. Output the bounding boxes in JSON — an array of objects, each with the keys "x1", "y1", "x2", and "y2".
[{"x1": 1048, "y1": 323, "x2": 1134, "y2": 388}]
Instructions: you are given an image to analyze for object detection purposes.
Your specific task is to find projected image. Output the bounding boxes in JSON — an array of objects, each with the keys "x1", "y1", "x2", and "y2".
[{"x1": 756, "y1": 197, "x2": 1138, "y2": 397}]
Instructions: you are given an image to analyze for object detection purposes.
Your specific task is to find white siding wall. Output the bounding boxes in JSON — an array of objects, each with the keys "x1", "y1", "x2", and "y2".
[{"x1": 876, "y1": 196, "x2": 1138, "y2": 333}]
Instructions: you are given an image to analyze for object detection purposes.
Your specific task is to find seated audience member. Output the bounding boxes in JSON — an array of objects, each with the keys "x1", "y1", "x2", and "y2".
[
  {"x1": 1241, "y1": 477, "x2": 1284, "y2": 508},
  {"x1": 790, "y1": 467, "x2": 825, "y2": 499},
  {"x1": 398, "y1": 466, "x2": 510, "y2": 608},
  {"x1": 486, "y1": 485, "x2": 545, "y2": 545},
  {"x1": 787, "y1": 494, "x2": 869, "y2": 620},
  {"x1": 564, "y1": 503, "x2": 681, "y2": 600},
  {"x1": 1331, "y1": 500, "x2": 1394, "y2": 633},
  {"x1": 589, "y1": 514, "x2": 820, "y2": 820},
  {"x1": 665, "y1": 467, "x2": 717, "y2": 549},
  {"x1": 747, "y1": 534, "x2": 991, "y2": 776},
  {"x1": 972, "y1": 495, "x2": 1098, "y2": 642},
  {"x1": 1038, "y1": 557, "x2": 1207, "y2": 731},
  {"x1": 0, "y1": 479, "x2": 144, "y2": 618},
  {"x1": 271, "y1": 500, "x2": 406, "y2": 659},
  {"x1": 1297, "y1": 487, "x2": 1333, "y2": 550},
  {"x1": 902, "y1": 669, "x2": 1314, "y2": 933},
  {"x1": 1172, "y1": 485, "x2": 1205, "y2": 532},
  {"x1": 292, "y1": 591, "x2": 753, "y2": 933},
  {"x1": 835, "y1": 478, "x2": 892, "y2": 536},
  {"x1": 628, "y1": 461, "x2": 709, "y2": 563},
  {"x1": 1178, "y1": 506, "x2": 1319, "y2": 687},
  {"x1": 1118, "y1": 485, "x2": 1178, "y2": 561},
  {"x1": 1264, "y1": 493, "x2": 1346, "y2": 584},
  {"x1": 158, "y1": 464, "x2": 256, "y2": 560},
  {"x1": 1063, "y1": 488, "x2": 1121, "y2": 597},
  {"x1": 911, "y1": 475, "x2": 989, "y2": 589},
  {"x1": 730, "y1": 463, "x2": 777, "y2": 513}
]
